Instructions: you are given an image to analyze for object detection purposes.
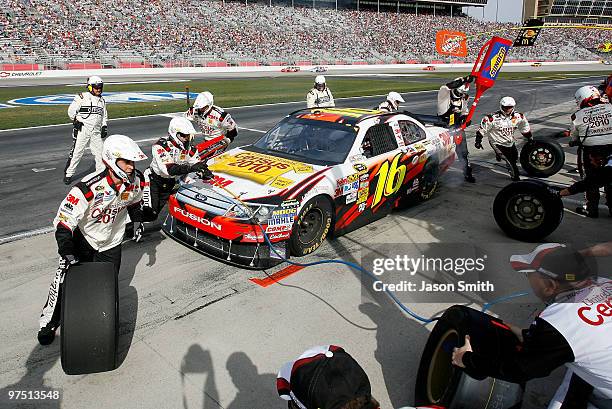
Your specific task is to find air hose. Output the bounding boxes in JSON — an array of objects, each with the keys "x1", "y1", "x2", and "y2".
[{"x1": 214, "y1": 183, "x2": 528, "y2": 324}]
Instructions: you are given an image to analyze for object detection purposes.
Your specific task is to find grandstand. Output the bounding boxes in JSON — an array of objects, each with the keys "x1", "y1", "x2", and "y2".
[
  {"x1": 524, "y1": 0, "x2": 612, "y2": 25},
  {"x1": 0, "y1": 0, "x2": 605, "y2": 70}
]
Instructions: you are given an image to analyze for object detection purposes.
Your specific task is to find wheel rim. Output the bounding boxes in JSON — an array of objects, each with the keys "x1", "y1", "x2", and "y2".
[
  {"x1": 505, "y1": 193, "x2": 545, "y2": 229},
  {"x1": 297, "y1": 208, "x2": 324, "y2": 245},
  {"x1": 427, "y1": 329, "x2": 459, "y2": 403},
  {"x1": 529, "y1": 147, "x2": 555, "y2": 171}
]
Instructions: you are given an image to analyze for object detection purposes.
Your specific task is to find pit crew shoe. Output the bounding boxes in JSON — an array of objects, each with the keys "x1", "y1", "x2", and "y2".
[
  {"x1": 464, "y1": 174, "x2": 476, "y2": 183},
  {"x1": 37, "y1": 324, "x2": 57, "y2": 345},
  {"x1": 575, "y1": 206, "x2": 598, "y2": 218},
  {"x1": 63, "y1": 176, "x2": 72, "y2": 185}
]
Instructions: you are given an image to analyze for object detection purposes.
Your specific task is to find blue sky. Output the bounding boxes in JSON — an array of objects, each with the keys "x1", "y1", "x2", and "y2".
[{"x1": 464, "y1": 0, "x2": 524, "y2": 23}]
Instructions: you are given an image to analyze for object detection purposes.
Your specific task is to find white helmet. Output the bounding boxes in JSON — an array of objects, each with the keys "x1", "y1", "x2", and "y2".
[
  {"x1": 574, "y1": 85, "x2": 601, "y2": 108},
  {"x1": 387, "y1": 91, "x2": 405, "y2": 109},
  {"x1": 102, "y1": 134, "x2": 147, "y2": 183},
  {"x1": 500, "y1": 96, "x2": 516, "y2": 115},
  {"x1": 168, "y1": 117, "x2": 197, "y2": 150},
  {"x1": 87, "y1": 75, "x2": 103, "y2": 94},
  {"x1": 315, "y1": 75, "x2": 326, "y2": 91},
  {"x1": 193, "y1": 91, "x2": 214, "y2": 112}
]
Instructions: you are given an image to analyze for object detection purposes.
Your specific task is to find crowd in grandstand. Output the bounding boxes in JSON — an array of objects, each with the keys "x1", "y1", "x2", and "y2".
[{"x1": 0, "y1": 0, "x2": 608, "y2": 66}]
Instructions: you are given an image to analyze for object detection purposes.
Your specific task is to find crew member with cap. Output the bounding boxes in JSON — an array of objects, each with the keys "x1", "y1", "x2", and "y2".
[
  {"x1": 307, "y1": 75, "x2": 335, "y2": 109},
  {"x1": 475, "y1": 96, "x2": 533, "y2": 181},
  {"x1": 437, "y1": 75, "x2": 475, "y2": 182},
  {"x1": 277, "y1": 345, "x2": 380, "y2": 409},
  {"x1": 568, "y1": 85, "x2": 612, "y2": 217},
  {"x1": 186, "y1": 91, "x2": 238, "y2": 158},
  {"x1": 64, "y1": 76, "x2": 108, "y2": 185},
  {"x1": 377, "y1": 92, "x2": 405, "y2": 113},
  {"x1": 452, "y1": 243, "x2": 612, "y2": 409}
]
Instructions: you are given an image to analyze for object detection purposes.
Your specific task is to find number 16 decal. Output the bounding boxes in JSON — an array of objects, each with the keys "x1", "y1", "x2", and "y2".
[{"x1": 372, "y1": 154, "x2": 406, "y2": 207}]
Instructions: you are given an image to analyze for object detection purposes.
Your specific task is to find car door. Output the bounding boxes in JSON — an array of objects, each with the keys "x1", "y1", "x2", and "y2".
[{"x1": 334, "y1": 122, "x2": 414, "y2": 235}]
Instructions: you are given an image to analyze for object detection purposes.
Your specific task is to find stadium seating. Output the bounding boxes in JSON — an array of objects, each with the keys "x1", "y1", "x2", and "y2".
[{"x1": 0, "y1": 0, "x2": 605, "y2": 67}]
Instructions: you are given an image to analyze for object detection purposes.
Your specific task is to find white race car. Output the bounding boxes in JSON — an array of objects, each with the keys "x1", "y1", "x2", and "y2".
[{"x1": 163, "y1": 108, "x2": 460, "y2": 268}]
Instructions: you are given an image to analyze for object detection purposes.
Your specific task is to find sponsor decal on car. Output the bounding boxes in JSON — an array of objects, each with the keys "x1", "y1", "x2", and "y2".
[
  {"x1": 352, "y1": 163, "x2": 368, "y2": 173},
  {"x1": 173, "y1": 207, "x2": 222, "y2": 231},
  {"x1": 265, "y1": 202, "x2": 298, "y2": 233},
  {"x1": 346, "y1": 191, "x2": 357, "y2": 204},
  {"x1": 209, "y1": 151, "x2": 312, "y2": 186}
]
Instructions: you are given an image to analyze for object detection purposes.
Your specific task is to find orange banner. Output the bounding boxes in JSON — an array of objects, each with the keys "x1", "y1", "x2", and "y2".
[{"x1": 436, "y1": 30, "x2": 468, "y2": 57}]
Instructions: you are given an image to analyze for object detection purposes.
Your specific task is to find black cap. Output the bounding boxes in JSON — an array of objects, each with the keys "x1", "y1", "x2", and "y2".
[
  {"x1": 510, "y1": 243, "x2": 594, "y2": 282},
  {"x1": 290, "y1": 347, "x2": 373, "y2": 409}
]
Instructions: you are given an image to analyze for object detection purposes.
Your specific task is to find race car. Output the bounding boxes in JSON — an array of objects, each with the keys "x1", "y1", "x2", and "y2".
[
  {"x1": 423, "y1": 65, "x2": 436, "y2": 71},
  {"x1": 163, "y1": 108, "x2": 460, "y2": 269},
  {"x1": 531, "y1": 62, "x2": 542, "y2": 67},
  {"x1": 311, "y1": 66, "x2": 327, "y2": 73},
  {"x1": 281, "y1": 66, "x2": 300, "y2": 73}
]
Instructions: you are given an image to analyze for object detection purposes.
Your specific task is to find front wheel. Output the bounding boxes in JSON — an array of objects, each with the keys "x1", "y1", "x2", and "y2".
[
  {"x1": 520, "y1": 136, "x2": 565, "y2": 177},
  {"x1": 289, "y1": 196, "x2": 333, "y2": 257}
]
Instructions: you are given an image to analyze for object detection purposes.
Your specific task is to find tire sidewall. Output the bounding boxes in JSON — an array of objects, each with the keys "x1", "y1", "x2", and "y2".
[
  {"x1": 493, "y1": 180, "x2": 564, "y2": 241},
  {"x1": 289, "y1": 196, "x2": 333, "y2": 257}
]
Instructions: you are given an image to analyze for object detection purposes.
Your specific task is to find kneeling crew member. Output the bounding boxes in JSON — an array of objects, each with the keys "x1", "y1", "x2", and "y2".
[
  {"x1": 452, "y1": 243, "x2": 612, "y2": 409},
  {"x1": 145, "y1": 117, "x2": 214, "y2": 221}
]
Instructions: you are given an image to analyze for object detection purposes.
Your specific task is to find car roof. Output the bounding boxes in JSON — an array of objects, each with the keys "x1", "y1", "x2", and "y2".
[{"x1": 290, "y1": 108, "x2": 387, "y2": 126}]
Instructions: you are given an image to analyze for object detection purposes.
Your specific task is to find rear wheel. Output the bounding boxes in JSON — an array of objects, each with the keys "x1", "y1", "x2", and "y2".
[
  {"x1": 289, "y1": 196, "x2": 333, "y2": 257},
  {"x1": 61, "y1": 262, "x2": 118, "y2": 375},
  {"x1": 520, "y1": 136, "x2": 565, "y2": 177},
  {"x1": 493, "y1": 180, "x2": 564, "y2": 242}
]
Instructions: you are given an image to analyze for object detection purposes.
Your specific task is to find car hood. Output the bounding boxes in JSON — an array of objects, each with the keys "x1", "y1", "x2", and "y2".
[{"x1": 184, "y1": 147, "x2": 327, "y2": 203}]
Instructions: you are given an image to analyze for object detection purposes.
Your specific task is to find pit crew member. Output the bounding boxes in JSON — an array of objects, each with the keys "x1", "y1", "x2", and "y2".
[
  {"x1": 377, "y1": 91, "x2": 405, "y2": 113},
  {"x1": 437, "y1": 75, "x2": 475, "y2": 183},
  {"x1": 568, "y1": 85, "x2": 612, "y2": 218},
  {"x1": 452, "y1": 243, "x2": 612, "y2": 409},
  {"x1": 307, "y1": 75, "x2": 335, "y2": 108},
  {"x1": 186, "y1": 91, "x2": 238, "y2": 156},
  {"x1": 64, "y1": 76, "x2": 108, "y2": 185},
  {"x1": 143, "y1": 117, "x2": 213, "y2": 221},
  {"x1": 38, "y1": 134, "x2": 150, "y2": 345},
  {"x1": 277, "y1": 345, "x2": 380, "y2": 409},
  {"x1": 474, "y1": 97, "x2": 532, "y2": 181}
]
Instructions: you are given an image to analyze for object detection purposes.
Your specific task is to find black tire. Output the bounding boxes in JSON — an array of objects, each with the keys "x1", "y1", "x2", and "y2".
[
  {"x1": 414, "y1": 305, "x2": 524, "y2": 409},
  {"x1": 493, "y1": 180, "x2": 564, "y2": 242},
  {"x1": 399, "y1": 160, "x2": 438, "y2": 207},
  {"x1": 289, "y1": 196, "x2": 333, "y2": 257},
  {"x1": 61, "y1": 262, "x2": 118, "y2": 375},
  {"x1": 520, "y1": 136, "x2": 565, "y2": 177}
]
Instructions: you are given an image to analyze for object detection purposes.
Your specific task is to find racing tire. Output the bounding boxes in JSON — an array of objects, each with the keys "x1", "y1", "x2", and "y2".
[
  {"x1": 520, "y1": 136, "x2": 565, "y2": 177},
  {"x1": 418, "y1": 161, "x2": 439, "y2": 202},
  {"x1": 414, "y1": 305, "x2": 524, "y2": 409},
  {"x1": 289, "y1": 196, "x2": 333, "y2": 257},
  {"x1": 61, "y1": 262, "x2": 118, "y2": 375},
  {"x1": 398, "y1": 160, "x2": 438, "y2": 208},
  {"x1": 493, "y1": 179, "x2": 564, "y2": 242}
]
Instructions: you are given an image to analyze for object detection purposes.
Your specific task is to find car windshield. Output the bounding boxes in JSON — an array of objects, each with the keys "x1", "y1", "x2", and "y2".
[{"x1": 250, "y1": 116, "x2": 357, "y2": 165}]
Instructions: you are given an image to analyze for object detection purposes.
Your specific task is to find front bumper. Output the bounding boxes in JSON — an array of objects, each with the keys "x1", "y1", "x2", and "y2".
[{"x1": 162, "y1": 214, "x2": 289, "y2": 270}]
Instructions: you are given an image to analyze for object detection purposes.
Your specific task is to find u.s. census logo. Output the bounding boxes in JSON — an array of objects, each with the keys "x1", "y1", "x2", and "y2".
[{"x1": 9, "y1": 91, "x2": 198, "y2": 106}]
